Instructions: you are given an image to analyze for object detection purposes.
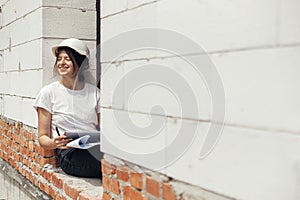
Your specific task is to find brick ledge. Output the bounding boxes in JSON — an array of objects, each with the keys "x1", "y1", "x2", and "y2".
[
  {"x1": 0, "y1": 158, "x2": 103, "y2": 200},
  {"x1": 0, "y1": 117, "x2": 103, "y2": 200}
]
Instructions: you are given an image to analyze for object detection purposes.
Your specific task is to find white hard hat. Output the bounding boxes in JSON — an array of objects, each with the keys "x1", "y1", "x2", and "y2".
[{"x1": 51, "y1": 38, "x2": 90, "y2": 59}]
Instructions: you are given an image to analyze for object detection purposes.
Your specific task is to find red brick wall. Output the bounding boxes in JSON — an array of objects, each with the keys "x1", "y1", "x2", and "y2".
[
  {"x1": 0, "y1": 118, "x2": 102, "y2": 200},
  {"x1": 101, "y1": 160, "x2": 175, "y2": 199},
  {"x1": 101, "y1": 157, "x2": 234, "y2": 200},
  {"x1": 101, "y1": 158, "x2": 181, "y2": 200}
]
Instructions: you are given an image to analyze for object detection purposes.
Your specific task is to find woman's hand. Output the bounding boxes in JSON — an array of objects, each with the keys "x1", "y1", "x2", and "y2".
[
  {"x1": 53, "y1": 135, "x2": 73, "y2": 149},
  {"x1": 37, "y1": 107, "x2": 73, "y2": 149}
]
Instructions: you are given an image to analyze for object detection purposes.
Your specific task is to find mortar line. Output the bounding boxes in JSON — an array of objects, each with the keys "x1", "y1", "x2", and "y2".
[
  {"x1": 1, "y1": 68, "x2": 43, "y2": 73},
  {"x1": 0, "y1": 37, "x2": 95, "y2": 51},
  {"x1": 101, "y1": 0, "x2": 162, "y2": 19},
  {"x1": 0, "y1": 5, "x2": 42, "y2": 29},
  {"x1": 1, "y1": 5, "x2": 95, "y2": 29},
  {"x1": 100, "y1": 43, "x2": 300, "y2": 64},
  {"x1": 43, "y1": 5, "x2": 96, "y2": 12},
  {"x1": 0, "y1": 0, "x2": 10, "y2": 7},
  {"x1": 0, "y1": 93, "x2": 35, "y2": 100}
]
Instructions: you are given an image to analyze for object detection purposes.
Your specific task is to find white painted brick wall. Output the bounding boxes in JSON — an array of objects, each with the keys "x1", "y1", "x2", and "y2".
[
  {"x1": 279, "y1": 0, "x2": 300, "y2": 44},
  {"x1": 0, "y1": 0, "x2": 6, "y2": 7},
  {"x1": 102, "y1": 109, "x2": 172, "y2": 158},
  {"x1": 1, "y1": 0, "x2": 41, "y2": 27},
  {"x1": 0, "y1": 26, "x2": 9, "y2": 50},
  {"x1": 166, "y1": 124, "x2": 300, "y2": 200},
  {"x1": 0, "y1": 52, "x2": 3, "y2": 71},
  {"x1": 0, "y1": 72, "x2": 9, "y2": 94},
  {"x1": 212, "y1": 46, "x2": 300, "y2": 132},
  {"x1": 0, "y1": 94, "x2": 3, "y2": 115},
  {"x1": 0, "y1": 169, "x2": 42, "y2": 200},
  {"x1": 0, "y1": 34, "x2": 43, "y2": 126},
  {"x1": 3, "y1": 40, "x2": 42, "y2": 71},
  {"x1": 101, "y1": 57, "x2": 212, "y2": 120},
  {"x1": 4, "y1": 8, "x2": 42, "y2": 48},
  {"x1": 101, "y1": 0, "x2": 127, "y2": 18},
  {"x1": 43, "y1": 0, "x2": 96, "y2": 11},
  {"x1": 9, "y1": 70, "x2": 43, "y2": 98},
  {"x1": 43, "y1": 7, "x2": 96, "y2": 39},
  {"x1": 0, "y1": 1, "x2": 96, "y2": 127},
  {"x1": 156, "y1": 0, "x2": 278, "y2": 51},
  {"x1": 101, "y1": 3, "x2": 156, "y2": 44},
  {"x1": 101, "y1": 0, "x2": 300, "y2": 199},
  {"x1": 102, "y1": 0, "x2": 278, "y2": 53},
  {"x1": 0, "y1": 70, "x2": 42, "y2": 99},
  {"x1": 2, "y1": 96, "x2": 37, "y2": 126},
  {"x1": 101, "y1": 0, "x2": 157, "y2": 18}
]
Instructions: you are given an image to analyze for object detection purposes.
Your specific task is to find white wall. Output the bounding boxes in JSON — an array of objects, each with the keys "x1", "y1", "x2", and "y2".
[
  {"x1": 0, "y1": 171, "x2": 34, "y2": 200},
  {"x1": 0, "y1": 0, "x2": 96, "y2": 127},
  {"x1": 101, "y1": 0, "x2": 300, "y2": 199},
  {"x1": 0, "y1": 0, "x2": 43, "y2": 127}
]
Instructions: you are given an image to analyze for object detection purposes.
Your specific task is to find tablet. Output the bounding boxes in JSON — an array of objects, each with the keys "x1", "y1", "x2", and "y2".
[{"x1": 65, "y1": 130, "x2": 100, "y2": 143}]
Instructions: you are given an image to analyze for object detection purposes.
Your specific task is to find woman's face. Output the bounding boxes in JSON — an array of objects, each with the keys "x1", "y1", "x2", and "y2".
[{"x1": 56, "y1": 50, "x2": 77, "y2": 78}]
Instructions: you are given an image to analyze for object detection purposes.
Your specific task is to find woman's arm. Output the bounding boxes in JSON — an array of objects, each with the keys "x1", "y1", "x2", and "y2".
[
  {"x1": 97, "y1": 113, "x2": 100, "y2": 127},
  {"x1": 37, "y1": 107, "x2": 71, "y2": 149},
  {"x1": 96, "y1": 113, "x2": 101, "y2": 131}
]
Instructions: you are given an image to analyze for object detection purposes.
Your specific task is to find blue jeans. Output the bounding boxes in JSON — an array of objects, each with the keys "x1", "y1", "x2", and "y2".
[{"x1": 56, "y1": 145, "x2": 102, "y2": 178}]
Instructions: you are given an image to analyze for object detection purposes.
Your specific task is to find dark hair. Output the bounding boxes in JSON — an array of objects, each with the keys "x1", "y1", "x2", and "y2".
[{"x1": 53, "y1": 47, "x2": 89, "y2": 81}]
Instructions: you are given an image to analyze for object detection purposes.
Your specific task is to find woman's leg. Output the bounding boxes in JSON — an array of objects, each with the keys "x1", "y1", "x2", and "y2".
[{"x1": 57, "y1": 145, "x2": 103, "y2": 178}]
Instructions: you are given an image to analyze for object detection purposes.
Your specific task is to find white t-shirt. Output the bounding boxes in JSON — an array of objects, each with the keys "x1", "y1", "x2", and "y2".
[{"x1": 33, "y1": 81, "x2": 100, "y2": 138}]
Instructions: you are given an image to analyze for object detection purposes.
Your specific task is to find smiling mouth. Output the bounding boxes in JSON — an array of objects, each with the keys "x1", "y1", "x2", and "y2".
[{"x1": 58, "y1": 66, "x2": 69, "y2": 70}]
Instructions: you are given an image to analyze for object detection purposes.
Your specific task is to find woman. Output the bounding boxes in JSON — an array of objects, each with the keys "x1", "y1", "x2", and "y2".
[{"x1": 34, "y1": 38, "x2": 102, "y2": 178}]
